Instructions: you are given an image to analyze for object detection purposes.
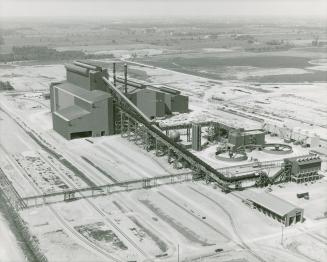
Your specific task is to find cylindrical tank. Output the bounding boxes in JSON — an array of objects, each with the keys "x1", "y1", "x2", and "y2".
[{"x1": 169, "y1": 131, "x2": 180, "y2": 142}]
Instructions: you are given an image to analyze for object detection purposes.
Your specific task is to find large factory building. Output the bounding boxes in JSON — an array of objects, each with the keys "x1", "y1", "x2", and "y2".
[
  {"x1": 50, "y1": 62, "x2": 114, "y2": 139},
  {"x1": 128, "y1": 86, "x2": 188, "y2": 118},
  {"x1": 50, "y1": 61, "x2": 189, "y2": 139}
]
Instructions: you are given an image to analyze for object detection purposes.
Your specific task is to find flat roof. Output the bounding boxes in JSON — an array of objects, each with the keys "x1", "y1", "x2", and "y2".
[
  {"x1": 55, "y1": 105, "x2": 89, "y2": 121},
  {"x1": 244, "y1": 130, "x2": 264, "y2": 135},
  {"x1": 55, "y1": 81, "x2": 110, "y2": 103},
  {"x1": 241, "y1": 191, "x2": 302, "y2": 216},
  {"x1": 286, "y1": 155, "x2": 321, "y2": 165}
]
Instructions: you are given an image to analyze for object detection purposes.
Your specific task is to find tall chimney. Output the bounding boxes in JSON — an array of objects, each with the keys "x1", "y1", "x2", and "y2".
[
  {"x1": 124, "y1": 63, "x2": 127, "y2": 94},
  {"x1": 113, "y1": 62, "x2": 116, "y2": 86}
]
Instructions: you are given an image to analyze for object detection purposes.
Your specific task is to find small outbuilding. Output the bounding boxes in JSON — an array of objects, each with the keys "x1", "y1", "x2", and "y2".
[
  {"x1": 124, "y1": 83, "x2": 188, "y2": 119},
  {"x1": 242, "y1": 191, "x2": 304, "y2": 226},
  {"x1": 228, "y1": 129, "x2": 265, "y2": 150},
  {"x1": 128, "y1": 88, "x2": 166, "y2": 118}
]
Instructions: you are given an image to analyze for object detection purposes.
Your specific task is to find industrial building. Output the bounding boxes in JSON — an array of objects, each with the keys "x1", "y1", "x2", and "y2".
[
  {"x1": 50, "y1": 62, "x2": 114, "y2": 139},
  {"x1": 285, "y1": 155, "x2": 322, "y2": 183},
  {"x1": 263, "y1": 120, "x2": 322, "y2": 148},
  {"x1": 243, "y1": 191, "x2": 304, "y2": 226},
  {"x1": 128, "y1": 88, "x2": 166, "y2": 118},
  {"x1": 164, "y1": 90, "x2": 189, "y2": 115},
  {"x1": 50, "y1": 61, "x2": 189, "y2": 139},
  {"x1": 114, "y1": 64, "x2": 188, "y2": 118},
  {"x1": 228, "y1": 129, "x2": 265, "y2": 150},
  {"x1": 122, "y1": 80, "x2": 188, "y2": 118}
]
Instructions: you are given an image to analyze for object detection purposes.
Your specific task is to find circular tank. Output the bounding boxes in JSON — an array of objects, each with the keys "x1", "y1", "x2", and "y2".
[{"x1": 169, "y1": 131, "x2": 181, "y2": 142}]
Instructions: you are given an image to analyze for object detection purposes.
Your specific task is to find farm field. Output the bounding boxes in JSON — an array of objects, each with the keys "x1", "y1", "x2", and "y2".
[{"x1": 136, "y1": 50, "x2": 327, "y2": 83}]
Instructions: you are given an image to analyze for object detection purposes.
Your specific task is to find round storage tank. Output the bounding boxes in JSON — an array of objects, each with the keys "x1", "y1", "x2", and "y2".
[{"x1": 169, "y1": 131, "x2": 181, "y2": 142}]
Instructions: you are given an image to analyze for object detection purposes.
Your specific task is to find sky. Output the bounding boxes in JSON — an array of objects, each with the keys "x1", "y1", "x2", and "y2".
[{"x1": 1, "y1": 0, "x2": 326, "y2": 18}]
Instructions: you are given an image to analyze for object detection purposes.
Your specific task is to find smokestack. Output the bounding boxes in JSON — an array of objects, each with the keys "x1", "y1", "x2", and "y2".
[
  {"x1": 124, "y1": 63, "x2": 127, "y2": 94},
  {"x1": 113, "y1": 62, "x2": 116, "y2": 86}
]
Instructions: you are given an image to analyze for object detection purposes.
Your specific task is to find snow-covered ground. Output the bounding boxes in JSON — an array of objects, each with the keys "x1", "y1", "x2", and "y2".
[
  {"x1": 0, "y1": 212, "x2": 25, "y2": 262},
  {"x1": 124, "y1": 62, "x2": 327, "y2": 140},
  {"x1": 0, "y1": 64, "x2": 65, "y2": 92},
  {"x1": 0, "y1": 61, "x2": 326, "y2": 261}
]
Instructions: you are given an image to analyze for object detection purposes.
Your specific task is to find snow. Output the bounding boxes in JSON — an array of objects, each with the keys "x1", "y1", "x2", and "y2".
[
  {"x1": 0, "y1": 64, "x2": 65, "y2": 92},
  {"x1": 0, "y1": 60, "x2": 326, "y2": 261},
  {"x1": 0, "y1": 212, "x2": 25, "y2": 262},
  {"x1": 125, "y1": 62, "x2": 327, "y2": 141}
]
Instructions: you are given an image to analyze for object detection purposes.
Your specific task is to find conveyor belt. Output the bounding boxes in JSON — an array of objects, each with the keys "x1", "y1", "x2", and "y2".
[{"x1": 103, "y1": 77, "x2": 264, "y2": 188}]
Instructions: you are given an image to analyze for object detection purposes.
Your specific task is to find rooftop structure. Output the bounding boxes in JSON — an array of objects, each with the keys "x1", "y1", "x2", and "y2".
[{"x1": 228, "y1": 128, "x2": 265, "y2": 150}]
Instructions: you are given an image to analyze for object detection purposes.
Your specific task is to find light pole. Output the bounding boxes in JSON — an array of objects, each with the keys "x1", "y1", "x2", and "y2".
[
  {"x1": 178, "y1": 244, "x2": 180, "y2": 262},
  {"x1": 281, "y1": 224, "x2": 284, "y2": 245}
]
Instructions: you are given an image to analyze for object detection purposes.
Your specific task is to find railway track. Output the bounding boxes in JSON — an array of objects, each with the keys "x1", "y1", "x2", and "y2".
[
  {"x1": 298, "y1": 228, "x2": 327, "y2": 246},
  {"x1": 0, "y1": 106, "x2": 140, "y2": 261},
  {"x1": 85, "y1": 198, "x2": 149, "y2": 258},
  {"x1": 42, "y1": 152, "x2": 149, "y2": 260},
  {"x1": 40, "y1": 154, "x2": 147, "y2": 261},
  {"x1": 2, "y1": 150, "x2": 120, "y2": 261},
  {"x1": 47, "y1": 204, "x2": 122, "y2": 262},
  {"x1": 188, "y1": 186, "x2": 267, "y2": 262},
  {"x1": 158, "y1": 191, "x2": 230, "y2": 241},
  {"x1": 261, "y1": 243, "x2": 320, "y2": 262}
]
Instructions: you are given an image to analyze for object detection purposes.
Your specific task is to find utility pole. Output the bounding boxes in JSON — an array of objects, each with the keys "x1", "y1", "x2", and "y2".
[
  {"x1": 177, "y1": 244, "x2": 180, "y2": 262},
  {"x1": 281, "y1": 224, "x2": 284, "y2": 245}
]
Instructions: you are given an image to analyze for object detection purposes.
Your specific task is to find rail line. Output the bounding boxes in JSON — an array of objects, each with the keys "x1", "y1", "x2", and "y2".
[
  {"x1": 158, "y1": 191, "x2": 231, "y2": 242},
  {"x1": 47, "y1": 204, "x2": 122, "y2": 262},
  {"x1": 0, "y1": 105, "x2": 96, "y2": 187},
  {"x1": 0, "y1": 107, "x2": 131, "y2": 261},
  {"x1": 188, "y1": 186, "x2": 267, "y2": 262},
  {"x1": 6, "y1": 152, "x2": 120, "y2": 261},
  {"x1": 298, "y1": 228, "x2": 327, "y2": 246},
  {"x1": 40, "y1": 150, "x2": 150, "y2": 260},
  {"x1": 41, "y1": 153, "x2": 147, "y2": 260}
]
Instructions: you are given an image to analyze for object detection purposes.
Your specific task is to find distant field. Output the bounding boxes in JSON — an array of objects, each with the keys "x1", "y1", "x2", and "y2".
[
  {"x1": 144, "y1": 55, "x2": 311, "y2": 68},
  {"x1": 249, "y1": 70, "x2": 327, "y2": 83},
  {"x1": 137, "y1": 51, "x2": 327, "y2": 83}
]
